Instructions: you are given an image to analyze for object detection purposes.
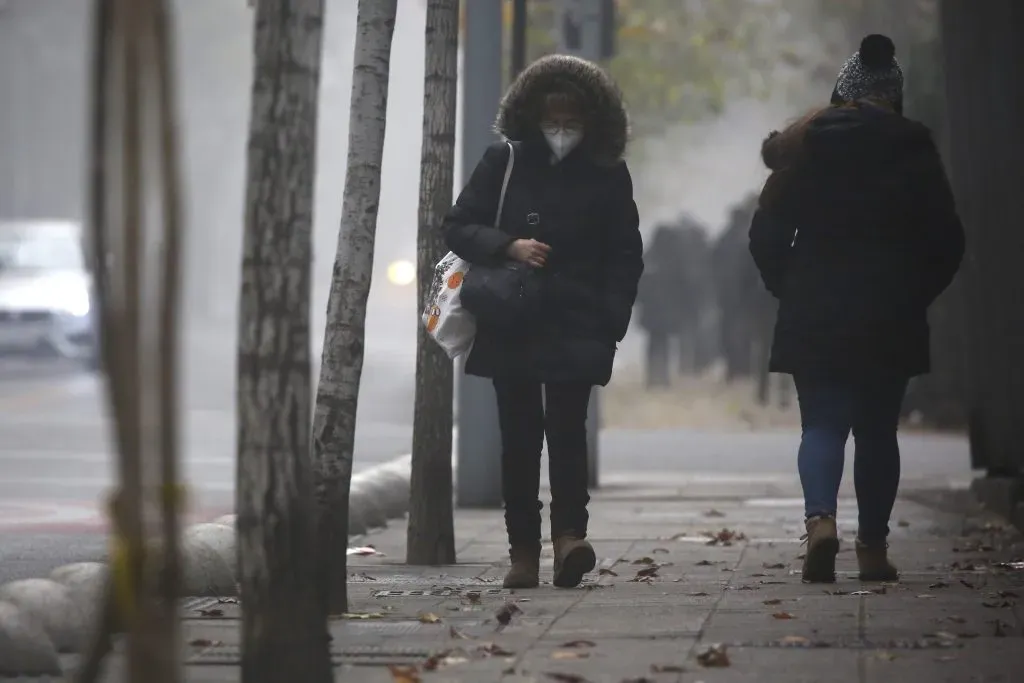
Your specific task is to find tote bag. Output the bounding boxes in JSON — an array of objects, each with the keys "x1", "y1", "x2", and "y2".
[{"x1": 423, "y1": 142, "x2": 515, "y2": 359}]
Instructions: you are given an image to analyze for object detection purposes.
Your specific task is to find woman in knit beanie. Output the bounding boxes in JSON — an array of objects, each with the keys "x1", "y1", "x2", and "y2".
[{"x1": 749, "y1": 35, "x2": 965, "y2": 584}]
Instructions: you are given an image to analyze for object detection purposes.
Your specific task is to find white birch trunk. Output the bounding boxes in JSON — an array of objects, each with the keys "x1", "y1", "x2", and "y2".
[
  {"x1": 406, "y1": 0, "x2": 459, "y2": 565},
  {"x1": 236, "y1": 1, "x2": 331, "y2": 680},
  {"x1": 312, "y1": 0, "x2": 398, "y2": 614}
]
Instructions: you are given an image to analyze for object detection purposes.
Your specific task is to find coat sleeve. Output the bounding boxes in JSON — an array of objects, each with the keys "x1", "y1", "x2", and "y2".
[
  {"x1": 908, "y1": 140, "x2": 965, "y2": 306},
  {"x1": 748, "y1": 192, "x2": 797, "y2": 298},
  {"x1": 442, "y1": 141, "x2": 516, "y2": 266},
  {"x1": 603, "y1": 162, "x2": 644, "y2": 341}
]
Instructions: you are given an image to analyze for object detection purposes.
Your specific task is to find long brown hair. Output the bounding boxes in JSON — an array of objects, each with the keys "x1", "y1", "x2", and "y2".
[{"x1": 759, "y1": 99, "x2": 892, "y2": 209}]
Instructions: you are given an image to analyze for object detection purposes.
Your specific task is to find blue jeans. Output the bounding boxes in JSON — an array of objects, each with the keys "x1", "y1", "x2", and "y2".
[{"x1": 794, "y1": 376, "x2": 908, "y2": 544}]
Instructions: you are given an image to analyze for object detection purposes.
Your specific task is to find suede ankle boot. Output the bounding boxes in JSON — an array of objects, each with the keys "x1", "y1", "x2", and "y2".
[
  {"x1": 801, "y1": 515, "x2": 839, "y2": 583},
  {"x1": 503, "y1": 543, "x2": 541, "y2": 589},
  {"x1": 552, "y1": 533, "x2": 596, "y2": 588},
  {"x1": 856, "y1": 538, "x2": 899, "y2": 582}
]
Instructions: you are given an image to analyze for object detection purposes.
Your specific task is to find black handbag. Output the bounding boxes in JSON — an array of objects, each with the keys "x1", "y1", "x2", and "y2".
[
  {"x1": 460, "y1": 142, "x2": 543, "y2": 333},
  {"x1": 461, "y1": 260, "x2": 543, "y2": 333}
]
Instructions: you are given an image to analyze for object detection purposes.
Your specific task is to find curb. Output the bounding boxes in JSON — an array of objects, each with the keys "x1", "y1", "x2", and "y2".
[{"x1": 0, "y1": 453, "x2": 416, "y2": 676}]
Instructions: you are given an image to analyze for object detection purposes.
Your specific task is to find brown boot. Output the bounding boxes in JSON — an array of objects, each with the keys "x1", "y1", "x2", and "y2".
[
  {"x1": 856, "y1": 538, "x2": 899, "y2": 582},
  {"x1": 801, "y1": 515, "x2": 839, "y2": 583},
  {"x1": 503, "y1": 543, "x2": 541, "y2": 589},
  {"x1": 552, "y1": 533, "x2": 596, "y2": 588}
]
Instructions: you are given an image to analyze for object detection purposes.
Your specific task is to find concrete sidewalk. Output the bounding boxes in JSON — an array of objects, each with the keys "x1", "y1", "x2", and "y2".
[{"x1": 94, "y1": 471, "x2": 1023, "y2": 683}]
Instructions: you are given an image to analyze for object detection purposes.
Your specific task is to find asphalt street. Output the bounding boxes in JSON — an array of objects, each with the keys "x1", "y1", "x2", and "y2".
[
  {"x1": 0, "y1": 309, "x2": 976, "y2": 585},
  {"x1": 0, "y1": 308, "x2": 420, "y2": 582}
]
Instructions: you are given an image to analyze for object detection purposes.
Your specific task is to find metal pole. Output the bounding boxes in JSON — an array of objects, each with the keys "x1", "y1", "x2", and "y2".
[
  {"x1": 556, "y1": 0, "x2": 607, "y2": 489},
  {"x1": 456, "y1": 0, "x2": 504, "y2": 508},
  {"x1": 510, "y1": 0, "x2": 527, "y2": 81}
]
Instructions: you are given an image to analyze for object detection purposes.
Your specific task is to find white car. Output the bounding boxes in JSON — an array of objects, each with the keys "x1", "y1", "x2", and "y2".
[{"x1": 0, "y1": 220, "x2": 98, "y2": 368}]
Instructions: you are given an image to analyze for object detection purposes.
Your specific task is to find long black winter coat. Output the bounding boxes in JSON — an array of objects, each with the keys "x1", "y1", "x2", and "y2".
[
  {"x1": 443, "y1": 56, "x2": 643, "y2": 386},
  {"x1": 750, "y1": 102, "x2": 965, "y2": 381}
]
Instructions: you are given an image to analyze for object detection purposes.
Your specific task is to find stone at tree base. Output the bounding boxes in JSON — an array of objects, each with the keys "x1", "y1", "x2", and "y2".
[
  {"x1": 0, "y1": 579, "x2": 87, "y2": 653},
  {"x1": 49, "y1": 562, "x2": 107, "y2": 617},
  {"x1": 348, "y1": 480, "x2": 389, "y2": 530},
  {"x1": 0, "y1": 600, "x2": 62, "y2": 676},
  {"x1": 181, "y1": 523, "x2": 237, "y2": 597},
  {"x1": 359, "y1": 459, "x2": 411, "y2": 518}
]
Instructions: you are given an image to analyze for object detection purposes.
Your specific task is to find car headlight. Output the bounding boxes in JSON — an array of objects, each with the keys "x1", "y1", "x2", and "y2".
[
  {"x1": 63, "y1": 289, "x2": 91, "y2": 317},
  {"x1": 34, "y1": 282, "x2": 91, "y2": 317}
]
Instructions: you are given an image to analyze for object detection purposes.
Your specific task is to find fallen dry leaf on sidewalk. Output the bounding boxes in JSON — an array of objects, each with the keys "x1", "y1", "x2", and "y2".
[
  {"x1": 772, "y1": 612, "x2": 796, "y2": 620},
  {"x1": 763, "y1": 562, "x2": 786, "y2": 570},
  {"x1": 544, "y1": 673, "x2": 590, "y2": 682},
  {"x1": 423, "y1": 649, "x2": 471, "y2": 671},
  {"x1": 763, "y1": 598, "x2": 783, "y2": 605},
  {"x1": 696, "y1": 644, "x2": 730, "y2": 667},
  {"x1": 387, "y1": 665, "x2": 421, "y2": 683},
  {"x1": 552, "y1": 650, "x2": 590, "y2": 660},
  {"x1": 449, "y1": 626, "x2": 472, "y2": 639},
  {"x1": 689, "y1": 592, "x2": 710, "y2": 597},
  {"x1": 650, "y1": 663, "x2": 685, "y2": 673},
  {"x1": 418, "y1": 612, "x2": 442, "y2": 624},
  {"x1": 477, "y1": 642, "x2": 515, "y2": 657},
  {"x1": 981, "y1": 600, "x2": 1014, "y2": 608},
  {"x1": 599, "y1": 568, "x2": 618, "y2": 576},
  {"x1": 703, "y1": 528, "x2": 747, "y2": 546},
  {"x1": 929, "y1": 581, "x2": 950, "y2": 589},
  {"x1": 561, "y1": 640, "x2": 597, "y2": 648},
  {"x1": 632, "y1": 556, "x2": 656, "y2": 565},
  {"x1": 187, "y1": 638, "x2": 221, "y2": 648},
  {"x1": 704, "y1": 508, "x2": 726, "y2": 517},
  {"x1": 495, "y1": 601, "x2": 523, "y2": 629},
  {"x1": 780, "y1": 635, "x2": 809, "y2": 645}
]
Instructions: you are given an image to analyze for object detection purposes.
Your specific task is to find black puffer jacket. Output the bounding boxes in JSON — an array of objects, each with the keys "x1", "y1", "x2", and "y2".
[
  {"x1": 443, "y1": 55, "x2": 643, "y2": 386},
  {"x1": 750, "y1": 102, "x2": 965, "y2": 381}
]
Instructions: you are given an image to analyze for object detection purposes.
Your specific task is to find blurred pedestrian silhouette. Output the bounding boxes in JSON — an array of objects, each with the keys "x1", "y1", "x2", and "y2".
[
  {"x1": 712, "y1": 194, "x2": 763, "y2": 383},
  {"x1": 671, "y1": 215, "x2": 716, "y2": 376},
  {"x1": 636, "y1": 223, "x2": 687, "y2": 388}
]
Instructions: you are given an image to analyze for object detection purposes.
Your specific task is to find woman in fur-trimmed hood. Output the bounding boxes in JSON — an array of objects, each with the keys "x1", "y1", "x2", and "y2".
[
  {"x1": 747, "y1": 35, "x2": 965, "y2": 587},
  {"x1": 442, "y1": 54, "x2": 643, "y2": 591}
]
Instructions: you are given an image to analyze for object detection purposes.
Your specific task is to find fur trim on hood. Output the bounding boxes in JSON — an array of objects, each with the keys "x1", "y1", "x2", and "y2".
[{"x1": 495, "y1": 54, "x2": 629, "y2": 166}]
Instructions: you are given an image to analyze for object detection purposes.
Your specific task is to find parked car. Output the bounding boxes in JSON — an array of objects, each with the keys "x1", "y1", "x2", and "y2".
[{"x1": 0, "y1": 220, "x2": 98, "y2": 368}]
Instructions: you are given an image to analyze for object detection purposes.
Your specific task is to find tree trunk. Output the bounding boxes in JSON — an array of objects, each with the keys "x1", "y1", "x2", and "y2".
[
  {"x1": 939, "y1": 0, "x2": 1024, "y2": 472},
  {"x1": 312, "y1": 0, "x2": 398, "y2": 613},
  {"x1": 236, "y1": 1, "x2": 332, "y2": 681},
  {"x1": 406, "y1": 0, "x2": 459, "y2": 565}
]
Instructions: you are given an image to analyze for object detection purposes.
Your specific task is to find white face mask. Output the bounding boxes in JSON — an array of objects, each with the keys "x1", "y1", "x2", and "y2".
[{"x1": 541, "y1": 126, "x2": 583, "y2": 161}]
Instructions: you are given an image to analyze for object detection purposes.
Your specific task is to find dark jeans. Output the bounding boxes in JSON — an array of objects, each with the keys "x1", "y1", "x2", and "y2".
[
  {"x1": 493, "y1": 378, "x2": 592, "y2": 545},
  {"x1": 794, "y1": 375, "x2": 908, "y2": 544}
]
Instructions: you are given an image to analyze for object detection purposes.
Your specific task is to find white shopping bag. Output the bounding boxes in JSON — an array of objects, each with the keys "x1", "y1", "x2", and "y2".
[
  {"x1": 423, "y1": 141, "x2": 515, "y2": 359},
  {"x1": 423, "y1": 251, "x2": 475, "y2": 359}
]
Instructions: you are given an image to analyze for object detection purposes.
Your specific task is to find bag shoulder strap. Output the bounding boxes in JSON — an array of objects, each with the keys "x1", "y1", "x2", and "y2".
[{"x1": 494, "y1": 141, "x2": 515, "y2": 228}]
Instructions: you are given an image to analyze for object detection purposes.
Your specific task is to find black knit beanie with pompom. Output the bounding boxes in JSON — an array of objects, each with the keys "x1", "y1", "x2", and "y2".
[{"x1": 830, "y1": 34, "x2": 904, "y2": 114}]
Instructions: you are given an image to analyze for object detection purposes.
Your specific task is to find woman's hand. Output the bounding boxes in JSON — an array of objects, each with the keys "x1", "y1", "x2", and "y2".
[{"x1": 506, "y1": 238, "x2": 551, "y2": 268}]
